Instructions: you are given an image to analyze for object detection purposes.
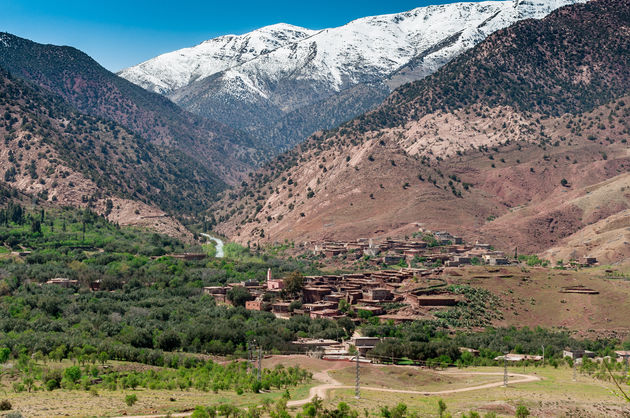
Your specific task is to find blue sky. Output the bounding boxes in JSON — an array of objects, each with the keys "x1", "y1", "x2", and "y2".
[{"x1": 1, "y1": 0, "x2": 485, "y2": 72}]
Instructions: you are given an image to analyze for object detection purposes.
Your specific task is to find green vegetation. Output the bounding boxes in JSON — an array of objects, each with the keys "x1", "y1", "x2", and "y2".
[
  {"x1": 7, "y1": 353, "x2": 310, "y2": 397},
  {"x1": 418, "y1": 233, "x2": 440, "y2": 247},
  {"x1": 362, "y1": 321, "x2": 619, "y2": 367},
  {"x1": 434, "y1": 285, "x2": 503, "y2": 328},
  {"x1": 518, "y1": 254, "x2": 549, "y2": 267},
  {"x1": 203, "y1": 241, "x2": 217, "y2": 257},
  {"x1": 0, "y1": 204, "x2": 354, "y2": 365},
  {"x1": 125, "y1": 394, "x2": 138, "y2": 407}
]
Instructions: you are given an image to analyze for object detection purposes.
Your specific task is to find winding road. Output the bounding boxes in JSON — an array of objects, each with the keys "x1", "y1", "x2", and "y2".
[
  {"x1": 287, "y1": 369, "x2": 541, "y2": 407},
  {"x1": 200, "y1": 233, "x2": 224, "y2": 258},
  {"x1": 116, "y1": 366, "x2": 541, "y2": 417}
]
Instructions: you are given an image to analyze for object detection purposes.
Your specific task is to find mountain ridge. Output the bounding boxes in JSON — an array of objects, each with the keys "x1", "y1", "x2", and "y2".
[
  {"x1": 0, "y1": 32, "x2": 262, "y2": 186},
  {"x1": 120, "y1": 0, "x2": 586, "y2": 151},
  {"x1": 211, "y1": 0, "x2": 630, "y2": 264},
  {"x1": 0, "y1": 67, "x2": 202, "y2": 237}
]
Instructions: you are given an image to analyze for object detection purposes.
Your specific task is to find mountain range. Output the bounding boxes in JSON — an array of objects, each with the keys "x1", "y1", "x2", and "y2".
[
  {"x1": 211, "y1": 0, "x2": 630, "y2": 265},
  {"x1": 0, "y1": 32, "x2": 263, "y2": 185},
  {"x1": 0, "y1": 33, "x2": 265, "y2": 236},
  {"x1": 119, "y1": 0, "x2": 586, "y2": 151},
  {"x1": 1, "y1": 0, "x2": 628, "y2": 264}
]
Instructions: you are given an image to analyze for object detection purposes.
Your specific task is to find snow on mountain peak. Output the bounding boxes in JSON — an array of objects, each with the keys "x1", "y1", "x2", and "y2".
[
  {"x1": 118, "y1": 23, "x2": 316, "y2": 94},
  {"x1": 0, "y1": 33, "x2": 12, "y2": 48},
  {"x1": 119, "y1": 0, "x2": 588, "y2": 149}
]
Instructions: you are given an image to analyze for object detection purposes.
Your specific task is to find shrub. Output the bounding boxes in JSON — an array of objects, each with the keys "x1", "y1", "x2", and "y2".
[
  {"x1": 124, "y1": 393, "x2": 138, "y2": 406},
  {"x1": 46, "y1": 379, "x2": 60, "y2": 391},
  {"x1": 516, "y1": 405, "x2": 530, "y2": 417},
  {"x1": 0, "y1": 399, "x2": 11, "y2": 410},
  {"x1": 191, "y1": 406, "x2": 210, "y2": 418},
  {"x1": 438, "y1": 399, "x2": 447, "y2": 417},
  {"x1": 251, "y1": 380, "x2": 262, "y2": 393},
  {"x1": 0, "y1": 347, "x2": 10, "y2": 363}
]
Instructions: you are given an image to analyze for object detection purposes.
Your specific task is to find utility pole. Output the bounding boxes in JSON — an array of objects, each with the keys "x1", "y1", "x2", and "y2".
[
  {"x1": 247, "y1": 341, "x2": 252, "y2": 374},
  {"x1": 258, "y1": 346, "x2": 262, "y2": 382},
  {"x1": 355, "y1": 352, "x2": 360, "y2": 399},
  {"x1": 542, "y1": 345, "x2": 545, "y2": 367},
  {"x1": 503, "y1": 354, "x2": 508, "y2": 387},
  {"x1": 573, "y1": 357, "x2": 577, "y2": 381}
]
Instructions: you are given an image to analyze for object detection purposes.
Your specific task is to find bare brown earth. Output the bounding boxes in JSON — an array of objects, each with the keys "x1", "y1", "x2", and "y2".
[
  {"x1": 214, "y1": 1, "x2": 630, "y2": 263},
  {"x1": 215, "y1": 99, "x2": 630, "y2": 264},
  {"x1": 443, "y1": 265, "x2": 630, "y2": 339},
  {"x1": 0, "y1": 71, "x2": 196, "y2": 240},
  {"x1": 0, "y1": 133, "x2": 191, "y2": 240}
]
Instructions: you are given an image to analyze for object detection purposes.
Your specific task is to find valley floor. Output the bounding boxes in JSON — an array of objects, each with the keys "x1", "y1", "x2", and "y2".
[{"x1": 5, "y1": 357, "x2": 630, "y2": 417}]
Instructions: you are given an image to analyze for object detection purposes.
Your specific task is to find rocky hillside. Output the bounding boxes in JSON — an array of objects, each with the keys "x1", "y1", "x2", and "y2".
[
  {"x1": 0, "y1": 33, "x2": 262, "y2": 184},
  {"x1": 212, "y1": 0, "x2": 630, "y2": 264},
  {"x1": 120, "y1": 0, "x2": 584, "y2": 151},
  {"x1": 0, "y1": 67, "x2": 213, "y2": 237}
]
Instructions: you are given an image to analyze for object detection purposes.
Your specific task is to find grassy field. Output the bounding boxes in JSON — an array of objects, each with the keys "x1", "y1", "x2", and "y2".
[
  {"x1": 0, "y1": 359, "x2": 312, "y2": 417},
  {"x1": 322, "y1": 365, "x2": 630, "y2": 417},
  {"x1": 2, "y1": 357, "x2": 630, "y2": 417},
  {"x1": 329, "y1": 364, "x2": 500, "y2": 391},
  {"x1": 4, "y1": 385, "x2": 313, "y2": 417}
]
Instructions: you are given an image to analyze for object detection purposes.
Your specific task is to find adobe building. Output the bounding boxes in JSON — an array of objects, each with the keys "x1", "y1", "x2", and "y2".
[
  {"x1": 245, "y1": 300, "x2": 264, "y2": 311},
  {"x1": 368, "y1": 288, "x2": 393, "y2": 301}
]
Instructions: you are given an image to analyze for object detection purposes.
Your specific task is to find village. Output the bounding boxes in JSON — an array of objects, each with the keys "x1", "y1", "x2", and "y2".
[
  {"x1": 199, "y1": 229, "x2": 602, "y2": 362},
  {"x1": 202, "y1": 229, "x2": 600, "y2": 319},
  {"x1": 39, "y1": 227, "x2": 605, "y2": 364}
]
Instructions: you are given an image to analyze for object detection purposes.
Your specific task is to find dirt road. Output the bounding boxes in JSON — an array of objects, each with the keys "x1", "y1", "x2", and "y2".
[
  {"x1": 117, "y1": 368, "x2": 540, "y2": 417},
  {"x1": 286, "y1": 370, "x2": 540, "y2": 407}
]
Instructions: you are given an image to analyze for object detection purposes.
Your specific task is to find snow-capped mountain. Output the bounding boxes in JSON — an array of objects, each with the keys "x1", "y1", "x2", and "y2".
[
  {"x1": 119, "y1": 0, "x2": 586, "y2": 151},
  {"x1": 120, "y1": 23, "x2": 317, "y2": 95}
]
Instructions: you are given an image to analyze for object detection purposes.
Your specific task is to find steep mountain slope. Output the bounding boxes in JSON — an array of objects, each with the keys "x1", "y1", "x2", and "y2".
[
  {"x1": 0, "y1": 67, "x2": 209, "y2": 236},
  {"x1": 212, "y1": 0, "x2": 630, "y2": 264},
  {"x1": 0, "y1": 33, "x2": 261, "y2": 184},
  {"x1": 121, "y1": 0, "x2": 585, "y2": 151}
]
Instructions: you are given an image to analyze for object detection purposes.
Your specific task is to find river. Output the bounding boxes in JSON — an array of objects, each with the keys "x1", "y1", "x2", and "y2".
[{"x1": 200, "y1": 233, "x2": 224, "y2": 258}]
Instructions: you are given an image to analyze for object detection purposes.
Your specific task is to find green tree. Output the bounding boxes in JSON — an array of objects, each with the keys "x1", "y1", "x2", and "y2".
[
  {"x1": 381, "y1": 403, "x2": 408, "y2": 418},
  {"x1": 98, "y1": 352, "x2": 109, "y2": 366},
  {"x1": 156, "y1": 330, "x2": 181, "y2": 351},
  {"x1": 63, "y1": 366, "x2": 81, "y2": 384},
  {"x1": 227, "y1": 286, "x2": 253, "y2": 307},
  {"x1": 284, "y1": 271, "x2": 304, "y2": 297},
  {"x1": 31, "y1": 219, "x2": 41, "y2": 234}
]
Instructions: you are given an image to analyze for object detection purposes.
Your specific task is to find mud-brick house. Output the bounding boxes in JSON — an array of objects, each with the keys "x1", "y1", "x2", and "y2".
[
  {"x1": 368, "y1": 288, "x2": 393, "y2": 301},
  {"x1": 245, "y1": 299, "x2": 264, "y2": 311},
  {"x1": 303, "y1": 286, "x2": 333, "y2": 303}
]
